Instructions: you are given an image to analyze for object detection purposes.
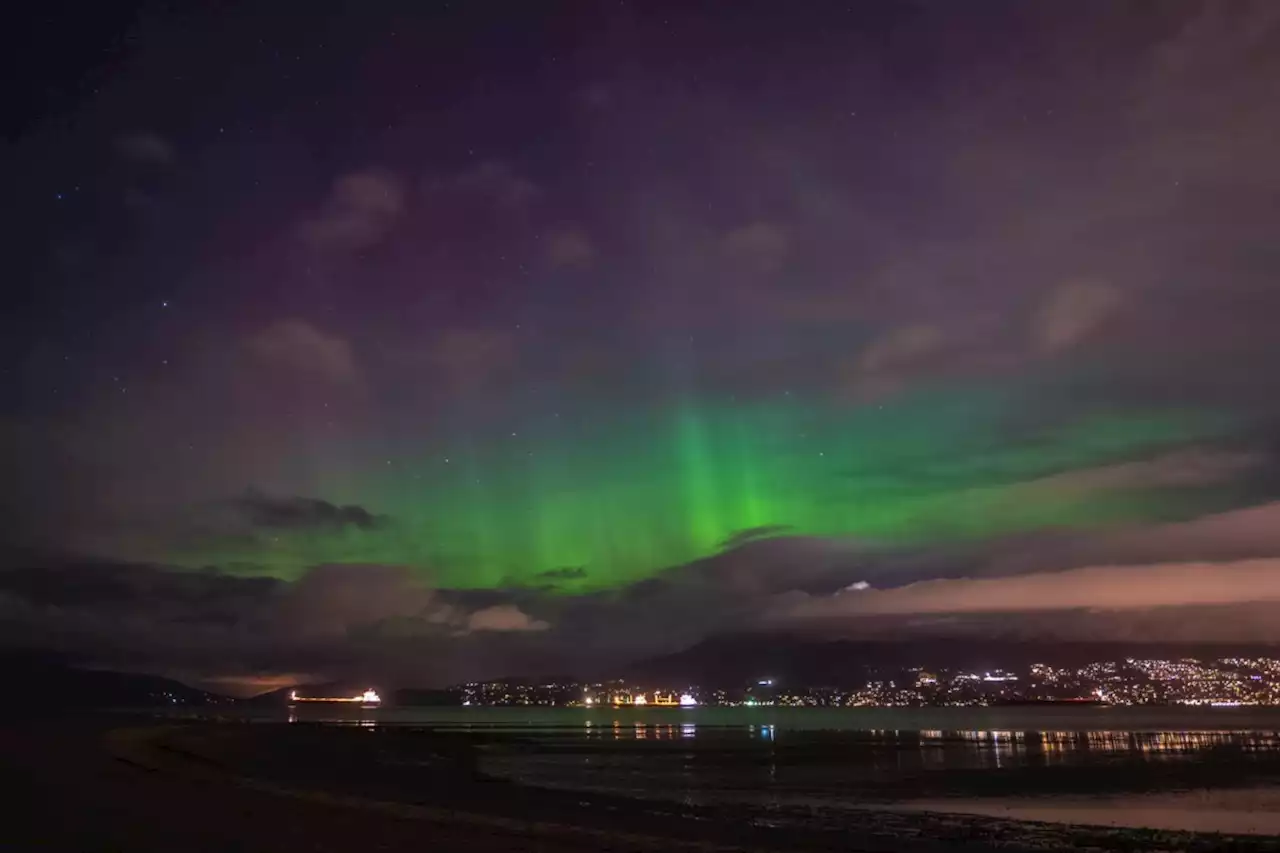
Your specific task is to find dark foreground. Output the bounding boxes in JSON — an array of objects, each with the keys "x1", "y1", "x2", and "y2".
[{"x1": 6, "y1": 716, "x2": 1280, "y2": 852}]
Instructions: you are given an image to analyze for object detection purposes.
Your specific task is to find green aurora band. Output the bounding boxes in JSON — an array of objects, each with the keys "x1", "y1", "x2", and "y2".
[{"x1": 169, "y1": 386, "x2": 1241, "y2": 590}]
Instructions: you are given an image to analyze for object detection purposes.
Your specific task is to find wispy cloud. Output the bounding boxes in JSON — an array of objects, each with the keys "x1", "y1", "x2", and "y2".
[
  {"x1": 246, "y1": 319, "x2": 360, "y2": 386},
  {"x1": 1033, "y1": 281, "x2": 1125, "y2": 353},
  {"x1": 298, "y1": 170, "x2": 404, "y2": 252}
]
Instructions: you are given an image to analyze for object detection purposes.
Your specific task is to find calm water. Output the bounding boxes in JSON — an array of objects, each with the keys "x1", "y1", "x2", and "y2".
[
  {"x1": 235, "y1": 705, "x2": 1280, "y2": 802},
  {"x1": 186, "y1": 705, "x2": 1280, "y2": 833},
  {"x1": 258, "y1": 703, "x2": 1280, "y2": 733}
]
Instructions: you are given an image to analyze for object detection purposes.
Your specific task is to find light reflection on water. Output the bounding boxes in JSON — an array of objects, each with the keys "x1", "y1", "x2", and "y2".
[
  {"x1": 286, "y1": 709, "x2": 378, "y2": 728},
  {"x1": 271, "y1": 706, "x2": 1280, "y2": 763},
  {"x1": 190, "y1": 706, "x2": 1280, "y2": 833},
  {"x1": 218, "y1": 705, "x2": 1280, "y2": 828},
  {"x1": 566, "y1": 720, "x2": 1280, "y2": 760},
  {"x1": 479, "y1": 722, "x2": 1280, "y2": 811}
]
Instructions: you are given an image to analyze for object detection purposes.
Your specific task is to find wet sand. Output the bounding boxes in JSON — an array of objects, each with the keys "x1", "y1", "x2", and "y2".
[
  {"x1": 884, "y1": 787, "x2": 1280, "y2": 836},
  {"x1": 6, "y1": 716, "x2": 1280, "y2": 852}
]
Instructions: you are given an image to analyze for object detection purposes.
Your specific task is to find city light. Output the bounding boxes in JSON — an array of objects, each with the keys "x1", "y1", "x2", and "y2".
[{"x1": 455, "y1": 656, "x2": 1280, "y2": 709}]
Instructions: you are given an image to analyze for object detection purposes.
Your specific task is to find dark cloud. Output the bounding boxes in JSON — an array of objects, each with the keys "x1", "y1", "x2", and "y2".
[
  {"x1": 534, "y1": 566, "x2": 587, "y2": 581},
  {"x1": 0, "y1": 559, "x2": 278, "y2": 612},
  {"x1": 718, "y1": 525, "x2": 793, "y2": 551},
  {"x1": 515, "y1": 537, "x2": 878, "y2": 672},
  {"x1": 0, "y1": 558, "x2": 550, "y2": 692},
  {"x1": 227, "y1": 490, "x2": 385, "y2": 532},
  {"x1": 13, "y1": 493, "x2": 1280, "y2": 689},
  {"x1": 526, "y1": 499, "x2": 1280, "y2": 670}
]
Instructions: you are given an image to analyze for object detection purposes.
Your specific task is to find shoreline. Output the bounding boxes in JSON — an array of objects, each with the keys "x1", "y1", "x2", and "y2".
[
  {"x1": 125, "y1": 717, "x2": 1280, "y2": 848},
  {"x1": 8, "y1": 715, "x2": 1280, "y2": 851},
  {"x1": 880, "y1": 790, "x2": 1280, "y2": 836}
]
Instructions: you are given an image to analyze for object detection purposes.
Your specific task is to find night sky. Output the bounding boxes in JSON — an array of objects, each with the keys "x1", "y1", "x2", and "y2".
[{"x1": 4, "y1": 1, "x2": 1280, "y2": 692}]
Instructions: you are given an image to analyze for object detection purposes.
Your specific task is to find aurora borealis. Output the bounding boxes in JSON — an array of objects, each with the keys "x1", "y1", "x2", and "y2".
[
  {"x1": 171, "y1": 392, "x2": 1243, "y2": 591},
  {"x1": 5, "y1": 1, "x2": 1280, "y2": 688}
]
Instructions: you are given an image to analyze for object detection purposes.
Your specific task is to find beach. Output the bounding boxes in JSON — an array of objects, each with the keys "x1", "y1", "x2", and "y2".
[{"x1": 7, "y1": 711, "x2": 1280, "y2": 851}]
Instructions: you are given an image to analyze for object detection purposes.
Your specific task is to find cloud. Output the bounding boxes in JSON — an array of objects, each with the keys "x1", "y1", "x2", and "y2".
[
  {"x1": 545, "y1": 226, "x2": 597, "y2": 268},
  {"x1": 982, "y1": 500, "x2": 1280, "y2": 579},
  {"x1": 441, "y1": 160, "x2": 539, "y2": 210},
  {"x1": 277, "y1": 564, "x2": 443, "y2": 638},
  {"x1": 1114, "y1": 501, "x2": 1280, "y2": 558},
  {"x1": 0, "y1": 559, "x2": 279, "y2": 612},
  {"x1": 772, "y1": 558, "x2": 1280, "y2": 624},
  {"x1": 246, "y1": 319, "x2": 360, "y2": 385},
  {"x1": 465, "y1": 604, "x2": 549, "y2": 633},
  {"x1": 857, "y1": 325, "x2": 947, "y2": 374},
  {"x1": 427, "y1": 328, "x2": 518, "y2": 390},
  {"x1": 1008, "y1": 448, "x2": 1262, "y2": 497},
  {"x1": 1033, "y1": 281, "x2": 1125, "y2": 353},
  {"x1": 227, "y1": 490, "x2": 384, "y2": 532},
  {"x1": 513, "y1": 535, "x2": 880, "y2": 673},
  {"x1": 843, "y1": 325, "x2": 953, "y2": 399},
  {"x1": 298, "y1": 170, "x2": 404, "y2": 251},
  {"x1": 542, "y1": 480, "x2": 1280, "y2": 663},
  {"x1": 1135, "y1": 2, "x2": 1280, "y2": 192},
  {"x1": 0, "y1": 558, "x2": 552, "y2": 687},
  {"x1": 115, "y1": 132, "x2": 175, "y2": 165}
]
